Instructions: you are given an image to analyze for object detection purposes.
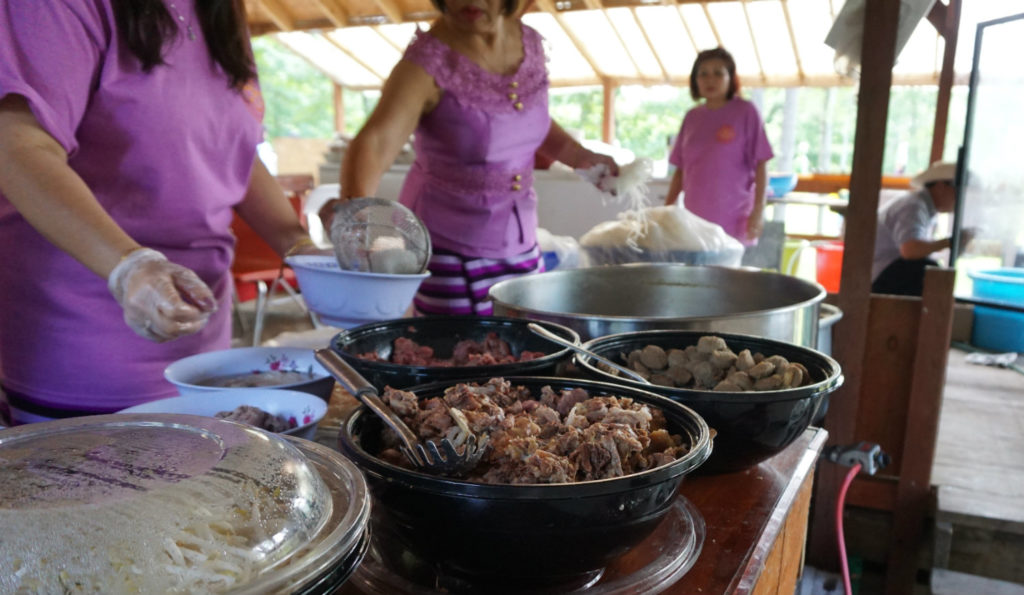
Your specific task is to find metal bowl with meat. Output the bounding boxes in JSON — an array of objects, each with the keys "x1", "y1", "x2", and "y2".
[
  {"x1": 576, "y1": 329, "x2": 843, "y2": 473},
  {"x1": 337, "y1": 376, "x2": 712, "y2": 592},
  {"x1": 329, "y1": 315, "x2": 581, "y2": 390}
]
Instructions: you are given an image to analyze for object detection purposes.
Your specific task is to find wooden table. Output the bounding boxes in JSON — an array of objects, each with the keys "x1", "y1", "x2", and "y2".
[
  {"x1": 321, "y1": 388, "x2": 828, "y2": 595},
  {"x1": 669, "y1": 427, "x2": 827, "y2": 594}
]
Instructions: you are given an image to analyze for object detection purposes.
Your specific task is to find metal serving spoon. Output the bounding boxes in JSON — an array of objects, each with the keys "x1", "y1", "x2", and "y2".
[
  {"x1": 526, "y1": 323, "x2": 651, "y2": 385},
  {"x1": 314, "y1": 348, "x2": 487, "y2": 475}
]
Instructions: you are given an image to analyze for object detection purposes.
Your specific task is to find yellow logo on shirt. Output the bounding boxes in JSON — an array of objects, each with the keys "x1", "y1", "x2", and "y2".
[{"x1": 241, "y1": 79, "x2": 265, "y2": 122}]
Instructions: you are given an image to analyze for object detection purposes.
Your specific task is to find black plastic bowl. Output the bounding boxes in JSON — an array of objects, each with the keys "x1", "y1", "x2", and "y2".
[
  {"x1": 577, "y1": 330, "x2": 843, "y2": 474},
  {"x1": 337, "y1": 376, "x2": 712, "y2": 592},
  {"x1": 329, "y1": 315, "x2": 580, "y2": 390}
]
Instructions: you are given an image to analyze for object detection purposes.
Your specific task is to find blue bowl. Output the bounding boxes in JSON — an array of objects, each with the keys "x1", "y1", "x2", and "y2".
[{"x1": 768, "y1": 174, "x2": 798, "y2": 197}]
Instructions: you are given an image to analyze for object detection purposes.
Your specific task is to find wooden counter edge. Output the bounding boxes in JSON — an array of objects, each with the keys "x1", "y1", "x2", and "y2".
[{"x1": 733, "y1": 427, "x2": 830, "y2": 594}]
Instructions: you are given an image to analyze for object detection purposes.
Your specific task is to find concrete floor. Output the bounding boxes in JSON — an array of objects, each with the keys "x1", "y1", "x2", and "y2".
[{"x1": 835, "y1": 346, "x2": 1024, "y2": 594}]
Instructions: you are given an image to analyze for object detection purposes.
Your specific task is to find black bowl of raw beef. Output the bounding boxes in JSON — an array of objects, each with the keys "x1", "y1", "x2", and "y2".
[
  {"x1": 329, "y1": 315, "x2": 580, "y2": 390},
  {"x1": 576, "y1": 329, "x2": 843, "y2": 473},
  {"x1": 337, "y1": 375, "x2": 712, "y2": 592}
]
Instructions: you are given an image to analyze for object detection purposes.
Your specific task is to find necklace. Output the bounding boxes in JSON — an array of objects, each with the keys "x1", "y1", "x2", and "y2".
[{"x1": 168, "y1": 1, "x2": 196, "y2": 41}]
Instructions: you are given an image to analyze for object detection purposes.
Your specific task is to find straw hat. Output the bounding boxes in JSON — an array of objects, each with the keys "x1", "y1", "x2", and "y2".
[{"x1": 910, "y1": 161, "x2": 956, "y2": 189}]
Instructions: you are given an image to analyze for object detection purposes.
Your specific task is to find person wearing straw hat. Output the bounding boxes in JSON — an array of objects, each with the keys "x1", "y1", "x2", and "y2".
[{"x1": 871, "y1": 161, "x2": 972, "y2": 296}]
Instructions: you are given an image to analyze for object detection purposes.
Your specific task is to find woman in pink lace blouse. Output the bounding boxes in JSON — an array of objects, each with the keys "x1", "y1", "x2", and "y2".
[{"x1": 328, "y1": 0, "x2": 618, "y2": 315}]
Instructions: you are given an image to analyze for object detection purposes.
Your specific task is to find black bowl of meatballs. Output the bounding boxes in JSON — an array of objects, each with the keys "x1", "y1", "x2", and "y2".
[
  {"x1": 576, "y1": 330, "x2": 842, "y2": 473},
  {"x1": 337, "y1": 375, "x2": 712, "y2": 592},
  {"x1": 329, "y1": 315, "x2": 580, "y2": 390}
]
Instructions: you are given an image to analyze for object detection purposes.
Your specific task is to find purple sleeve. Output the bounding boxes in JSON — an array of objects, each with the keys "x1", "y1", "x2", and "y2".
[
  {"x1": 745, "y1": 101, "x2": 774, "y2": 165},
  {"x1": 668, "y1": 116, "x2": 686, "y2": 169},
  {"x1": 0, "y1": 1, "x2": 106, "y2": 155}
]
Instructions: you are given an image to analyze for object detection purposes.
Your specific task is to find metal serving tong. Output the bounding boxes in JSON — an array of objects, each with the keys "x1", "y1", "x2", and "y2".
[
  {"x1": 526, "y1": 323, "x2": 651, "y2": 385},
  {"x1": 314, "y1": 348, "x2": 487, "y2": 476}
]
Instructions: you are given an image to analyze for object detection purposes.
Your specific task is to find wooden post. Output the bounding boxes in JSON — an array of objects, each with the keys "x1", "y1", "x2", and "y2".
[
  {"x1": 885, "y1": 267, "x2": 956, "y2": 594},
  {"x1": 808, "y1": 0, "x2": 901, "y2": 571},
  {"x1": 929, "y1": 0, "x2": 962, "y2": 163},
  {"x1": 333, "y1": 82, "x2": 345, "y2": 135},
  {"x1": 602, "y1": 79, "x2": 616, "y2": 145}
]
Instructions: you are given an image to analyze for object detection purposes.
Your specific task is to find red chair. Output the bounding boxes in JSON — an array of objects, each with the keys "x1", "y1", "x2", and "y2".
[{"x1": 231, "y1": 175, "x2": 317, "y2": 345}]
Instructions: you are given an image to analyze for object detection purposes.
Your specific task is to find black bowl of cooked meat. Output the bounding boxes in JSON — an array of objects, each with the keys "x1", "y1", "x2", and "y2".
[
  {"x1": 575, "y1": 330, "x2": 843, "y2": 474},
  {"x1": 329, "y1": 315, "x2": 580, "y2": 390},
  {"x1": 337, "y1": 376, "x2": 712, "y2": 592}
]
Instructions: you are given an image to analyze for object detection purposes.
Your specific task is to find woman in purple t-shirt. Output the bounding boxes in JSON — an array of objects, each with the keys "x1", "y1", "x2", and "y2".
[
  {"x1": 0, "y1": 0, "x2": 317, "y2": 423},
  {"x1": 665, "y1": 47, "x2": 774, "y2": 246},
  {"x1": 321, "y1": 0, "x2": 619, "y2": 316}
]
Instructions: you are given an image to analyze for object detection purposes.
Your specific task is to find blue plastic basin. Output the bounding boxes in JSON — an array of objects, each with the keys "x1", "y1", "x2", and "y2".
[{"x1": 968, "y1": 268, "x2": 1024, "y2": 352}]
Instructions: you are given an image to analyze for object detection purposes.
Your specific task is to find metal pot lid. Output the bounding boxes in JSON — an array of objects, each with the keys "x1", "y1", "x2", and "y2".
[{"x1": 0, "y1": 413, "x2": 369, "y2": 594}]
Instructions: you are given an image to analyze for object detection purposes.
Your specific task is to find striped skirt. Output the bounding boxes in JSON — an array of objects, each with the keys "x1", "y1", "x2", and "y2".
[{"x1": 413, "y1": 245, "x2": 545, "y2": 316}]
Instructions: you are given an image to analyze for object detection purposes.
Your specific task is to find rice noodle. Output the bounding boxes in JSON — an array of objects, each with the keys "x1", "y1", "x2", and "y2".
[
  {"x1": 576, "y1": 157, "x2": 655, "y2": 251},
  {"x1": 0, "y1": 469, "x2": 323, "y2": 594}
]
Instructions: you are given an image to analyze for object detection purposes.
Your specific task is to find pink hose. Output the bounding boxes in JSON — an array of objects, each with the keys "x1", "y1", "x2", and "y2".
[{"x1": 836, "y1": 462, "x2": 862, "y2": 595}]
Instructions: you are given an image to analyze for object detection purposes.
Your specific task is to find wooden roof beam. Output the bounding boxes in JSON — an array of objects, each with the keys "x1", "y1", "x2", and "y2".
[
  {"x1": 604, "y1": 11, "x2": 648, "y2": 83},
  {"x1": 678, "y1": 5, "x2": 700, "y2": 54},
  {"x1": 370, "y1": 0, "x2": 404, "y2": 24},
  {"x1": 256, "y1": 0, "x2": 295, "y2": 31},
  {"x1": 701, "y1": 2, "x2": 723, "y2": 47},
  {"x1": 633, "y1": 7, "x2": 670, "y2": 82},
  {"x1": 309, "y1": 0, "x2": 350, "y2": 28},
  {"x1": 926, "y1": 0, "x2": 949, "y2": 36},
  {"x1": 324, "y1": 34, "x2": 390, "y2": 80},
  {"x1": 780, "y1": 0, "x2": 805, "y2": 83},
  {"x1": 930, "y1": 0, "x2": 961, "y2": 162},
  {"x1": 533, "y1": 0, "x2": 604, "y2": 78},
  {"x1": 371, "y1": 25, "x2": 406, "y2": 52},
  {"x1": 739, "y1": 0, "x2": 766, "y2": 84}
]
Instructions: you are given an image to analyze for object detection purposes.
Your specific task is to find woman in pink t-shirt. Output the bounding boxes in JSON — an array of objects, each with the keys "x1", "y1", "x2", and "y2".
[
  {"x1": 0, "y1": 1, "x2": 317, "y2": 423},
  {"x1": 665, "y1": 47, "x2": 774, "y2": 245}
]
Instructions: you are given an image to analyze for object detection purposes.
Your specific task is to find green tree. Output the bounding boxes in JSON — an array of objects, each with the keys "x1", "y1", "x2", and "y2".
[
  {"x1": 614, "y1": 85, "x2": 694, "y2": 161},
  {"x1": 252, "y1": 36, "x2": 335, "y2": 139},
  {"x1": 549, "y1": 87, "x2": 603, "y2": 140}
]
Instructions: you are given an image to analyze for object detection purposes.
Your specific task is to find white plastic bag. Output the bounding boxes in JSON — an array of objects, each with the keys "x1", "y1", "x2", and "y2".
[
  {"x1": 579, "y1": 205, "x2": 744, "y2": 267},
  {"x1": 536, "y1": 227, "x2": 581, "y2": 270}
]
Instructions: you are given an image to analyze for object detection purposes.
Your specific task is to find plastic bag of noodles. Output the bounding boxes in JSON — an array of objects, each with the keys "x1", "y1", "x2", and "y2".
[{"x1": 579, "y1": 205, "x2": 744, "y2": 268}]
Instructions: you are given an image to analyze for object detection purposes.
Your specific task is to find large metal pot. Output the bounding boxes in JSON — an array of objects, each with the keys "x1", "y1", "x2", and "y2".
[{"x1": 489, "y1": 264, "x2": 826, "y2": 346}]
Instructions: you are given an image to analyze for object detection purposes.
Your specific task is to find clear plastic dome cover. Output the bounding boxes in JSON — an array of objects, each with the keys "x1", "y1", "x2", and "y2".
[
  {"x1": 0, "y1": 414, "x2": 369, "y2": 594},
  {"x1": 329, "y1": 197, "x2": 431, "y2": 274}
]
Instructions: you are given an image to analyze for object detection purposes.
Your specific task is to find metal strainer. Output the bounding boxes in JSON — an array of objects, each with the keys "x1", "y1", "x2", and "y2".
[{"x1": 329, "y1": 197, "x2": 431, "y2": 274}]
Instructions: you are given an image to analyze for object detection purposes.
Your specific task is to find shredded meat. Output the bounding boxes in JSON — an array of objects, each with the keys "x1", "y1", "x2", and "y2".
[
  {"x1": 215, "y1": 405, "x2": 295, "y2": 433},
  {"x1": 375, "y1": 378, "x2": 690, "y2": 484},
  {"x1": 357, "y1": 333, "x2": 546, "y2": 366}
]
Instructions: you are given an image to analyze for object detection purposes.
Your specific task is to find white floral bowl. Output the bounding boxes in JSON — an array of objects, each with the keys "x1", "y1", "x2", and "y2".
[
  {"x1": 164, "y1": 347, "x2": 334, "y2": 401},
  {"x1": 117, "y1": 388, "x2": 328, "y2": 441},
  {"x1": 286, "y1": 255, "x2": 429, "y2": 329}
]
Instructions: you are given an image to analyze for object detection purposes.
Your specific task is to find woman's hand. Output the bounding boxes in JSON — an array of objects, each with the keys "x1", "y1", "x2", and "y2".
[
  {"x1": 574, "y1": 147, "x2": 620, "y2": 177},
  {"x1": 108, "y1": 248, "x2": 217, "y2": 342}
]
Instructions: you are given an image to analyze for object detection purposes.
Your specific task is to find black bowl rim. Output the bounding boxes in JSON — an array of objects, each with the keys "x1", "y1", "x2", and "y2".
[
  {"x1": 578, "y1": 329, "x2": 844, "y2": 403},
  {"x1": 329, "y1": 315, "x2": 581, "y2": 374},
  {"x1": 338, "y1": 375, "x2": 712, "y2": 497}
]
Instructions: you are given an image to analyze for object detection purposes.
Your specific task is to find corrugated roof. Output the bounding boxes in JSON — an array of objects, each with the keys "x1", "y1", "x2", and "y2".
[{"x1": 247, "y1": 0, "x2": 1021, "y2": 90}]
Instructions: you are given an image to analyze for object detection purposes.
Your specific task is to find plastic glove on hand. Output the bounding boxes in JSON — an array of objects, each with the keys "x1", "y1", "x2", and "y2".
[{"x1": 108, "y1": 248, "x2": 217, "y2": 342}]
